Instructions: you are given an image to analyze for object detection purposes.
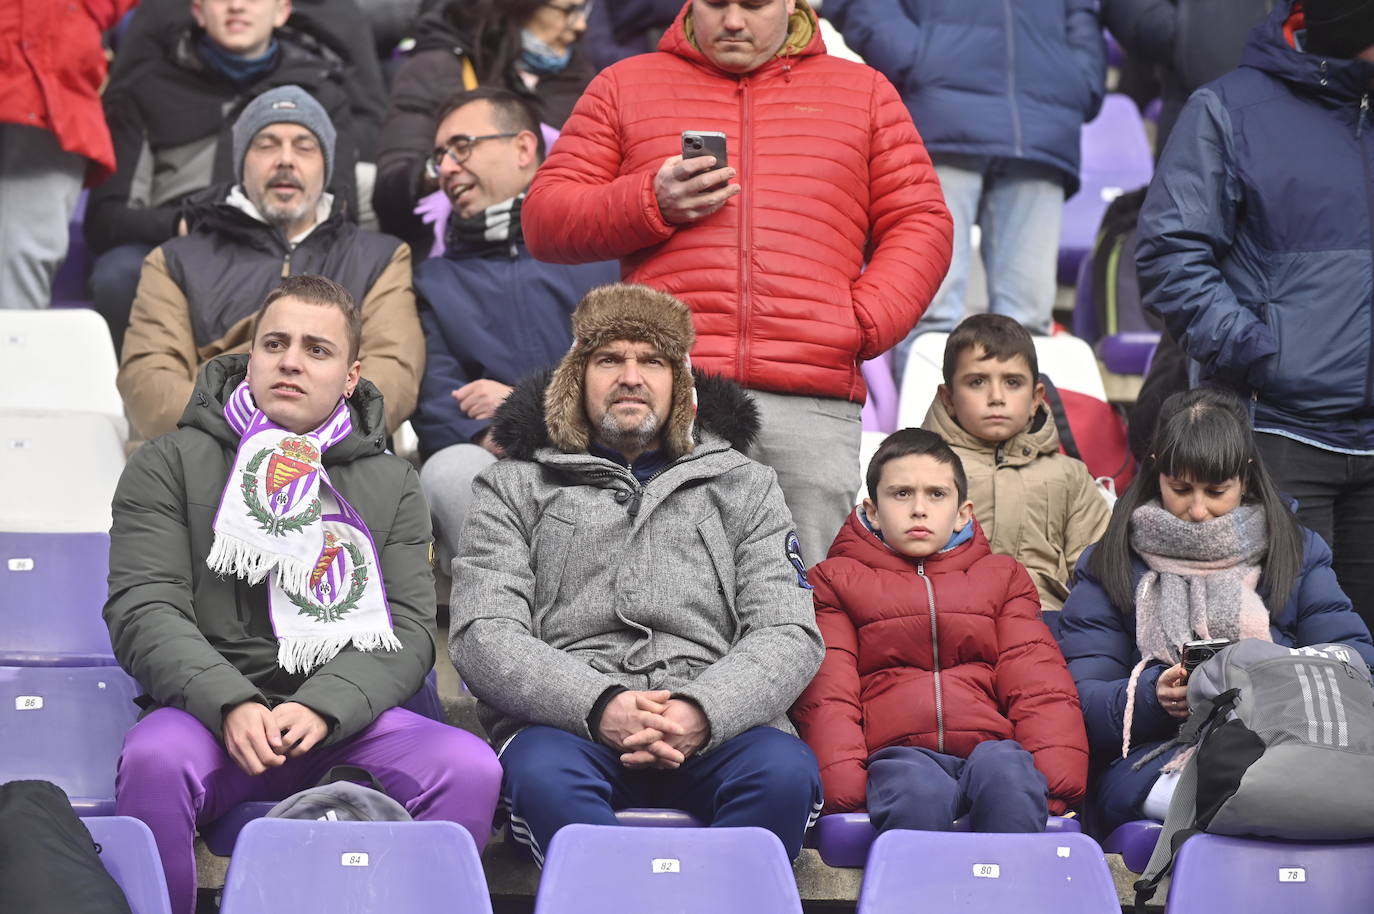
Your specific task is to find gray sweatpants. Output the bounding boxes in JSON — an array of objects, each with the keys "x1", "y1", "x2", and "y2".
[
  {"x1": 745, "y1": 389, "x2": 862, "y2": 568},
  {"x1": 420, "y1": 442, "x2": 499, "y2": 558},
  {"x1": 0, "y1": 124, "x2": 85, "y2": 309}
]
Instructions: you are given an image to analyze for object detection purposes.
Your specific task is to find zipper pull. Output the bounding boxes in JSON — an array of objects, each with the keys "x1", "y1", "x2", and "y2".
[
  {"x1": 1361, "y1": 95, "x2": 1369, "y2": 138},
  {"x1": 917, "y1": 561, "x2": 924, "y2": 576}
]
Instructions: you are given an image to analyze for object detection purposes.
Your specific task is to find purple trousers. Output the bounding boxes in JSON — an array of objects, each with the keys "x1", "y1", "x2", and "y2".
[{"x1": 115, "y1": 707, "x2": 502, "y2": 914}]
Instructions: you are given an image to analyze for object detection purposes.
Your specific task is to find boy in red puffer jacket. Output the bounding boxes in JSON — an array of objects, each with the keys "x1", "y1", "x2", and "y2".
[{"x1": 791, "y1": 428, "x2": 1087, "y2": 832}]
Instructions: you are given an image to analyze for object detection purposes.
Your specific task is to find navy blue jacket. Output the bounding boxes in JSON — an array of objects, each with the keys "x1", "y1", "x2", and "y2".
[
  {"x1": 1058, "y1": 529, "x2": 1374, "y2": 834},
  {"x1": 823, "y1": 0, "x2": 1105, "y2": 194},
  {"x1": 410, "y1": 236, "x2": 617, "y2": 459},
  {"x1": 1137, "y1": 1, "x2": 1374, "y2": 452}
]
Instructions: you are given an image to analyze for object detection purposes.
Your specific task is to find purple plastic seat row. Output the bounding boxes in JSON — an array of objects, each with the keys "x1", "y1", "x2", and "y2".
[
  {"x1": 1168, "y1": 833, "x2": 1374, "y2": 912},
  {"x1": 535, "y1": 823, "x2": 802, "y2": 914},
  {"x1": 813, "y1": 811, "x2": 1081, "y2": 868},
  {"x1": 219, "y1": 819, "x2": 491, "y2": 914},
  {"x1": 1103, "y1": 818, "x2": 1163, "y2": 873},
  {"x1": 857, "y1": 830, "x2": 1119, "y2": 914},
  {"x1": 82, "y1": 816, "x2": 172, "y2": 914}
]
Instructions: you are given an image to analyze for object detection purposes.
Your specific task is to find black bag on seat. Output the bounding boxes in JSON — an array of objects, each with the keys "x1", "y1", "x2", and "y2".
[{"x1": 0, "y1": 779, "x2": 133, "y2": 914}]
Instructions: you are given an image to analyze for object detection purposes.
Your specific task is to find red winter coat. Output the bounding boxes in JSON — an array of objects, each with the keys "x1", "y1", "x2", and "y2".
[
  {"x1": 522, "y1": 0, "x2": 952, "y2": 403},
  {"x1": 791, "y1": 510, "x2": 1088, "y2": 815},
  {"x1": 0, "y1": 0, "x2": 137, "y2": 183}
]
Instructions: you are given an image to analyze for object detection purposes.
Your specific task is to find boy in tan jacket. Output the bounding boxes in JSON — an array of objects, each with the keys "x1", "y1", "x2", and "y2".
[{"x1": 922, "y1": 314, "x2": 1108, "y2": 620}]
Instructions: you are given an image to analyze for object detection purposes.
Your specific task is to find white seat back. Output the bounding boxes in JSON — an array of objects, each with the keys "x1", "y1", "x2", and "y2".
[
  {"x1": 0, "y1": 309, "x2": 127, "y2": 440},
  {"x1": 0, "y1": 412, "x2": 125, "y2": 533}
]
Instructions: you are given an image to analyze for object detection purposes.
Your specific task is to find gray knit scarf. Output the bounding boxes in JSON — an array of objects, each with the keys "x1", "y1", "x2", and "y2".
[{"x1": 1119, "y1": 501, "x2": 1271, "y2": 761}]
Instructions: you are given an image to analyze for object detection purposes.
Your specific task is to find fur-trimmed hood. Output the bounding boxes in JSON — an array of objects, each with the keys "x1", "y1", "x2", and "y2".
[{"x1": 491, "y1": 369, "x2": 760, "y2": 462}]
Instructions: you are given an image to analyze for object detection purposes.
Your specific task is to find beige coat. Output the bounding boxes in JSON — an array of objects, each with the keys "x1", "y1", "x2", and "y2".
[
  {"x1": 118, "y1": 244, "x2": 423, "y2": 440},
  {"x1": 923, "y1": 399, "x2": 1109, "y2": 613}
]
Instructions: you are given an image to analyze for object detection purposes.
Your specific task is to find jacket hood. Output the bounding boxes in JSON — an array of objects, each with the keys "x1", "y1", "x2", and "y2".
[
  {"x1": 923, "y1": 396, "x2": 1060, "y2": 468},
  {"x1": 491, "y1": 368, "x2": 760, "y2": 461},
  {"x1": 662, "y1": 0, "x2": 825, "y2": 75},
  {"x1": 1241, "y1": 0, "x2": 1374, "y2": 101},
  {"x1": 825, "y1": 504, "x2": 992, "y2": 573},
  {"x1": 179, "y1": 353, "x2": 388, "y2": 464}
]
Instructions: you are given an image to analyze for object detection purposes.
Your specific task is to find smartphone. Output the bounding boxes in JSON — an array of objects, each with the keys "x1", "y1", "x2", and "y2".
[
  {"x1": 681, "y1": 130, "x2": 729, "y2": 190},
  {"x1": 1182, "y1": 638, "x2": 1233, "y2": 673}
]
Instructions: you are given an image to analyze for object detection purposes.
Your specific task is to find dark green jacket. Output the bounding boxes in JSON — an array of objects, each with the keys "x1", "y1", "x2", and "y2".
[{"x1": 104, "y1": 354, "x2": 435, "y2": 745}]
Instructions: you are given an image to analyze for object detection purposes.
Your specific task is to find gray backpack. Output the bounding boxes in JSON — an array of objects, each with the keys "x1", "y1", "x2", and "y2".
[
  {"x1": 1134, "y1": 640, "x2": 1374, "y2": 909},
  {"x1": 267, "y1": 766, "x2": 412, "y2": 823}
]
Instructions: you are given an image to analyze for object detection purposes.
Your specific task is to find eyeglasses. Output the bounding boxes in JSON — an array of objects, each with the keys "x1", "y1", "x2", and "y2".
[
  {"x1": 542, "y1": 1, "x2": 593, "y2": 23},
  {"x1": 426, "y1": 133, "x2": 520, "y2": 177}
]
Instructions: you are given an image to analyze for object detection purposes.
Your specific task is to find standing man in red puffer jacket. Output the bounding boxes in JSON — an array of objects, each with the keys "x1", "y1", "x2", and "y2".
[{"x1": 523, "y1": 0, "x2": 953, "y2": 567}]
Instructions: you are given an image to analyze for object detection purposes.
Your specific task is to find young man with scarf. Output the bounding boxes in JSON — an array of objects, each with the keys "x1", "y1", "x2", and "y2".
[
  {"x1": 450, "y1": 283, "x2": 825, "y2": 865},
  {"x1": 410, "y1": 87, "x2": 617, "y2": 559},
  {"x1": 105, "y1": 275, "x2": 501, "y2": 914}
]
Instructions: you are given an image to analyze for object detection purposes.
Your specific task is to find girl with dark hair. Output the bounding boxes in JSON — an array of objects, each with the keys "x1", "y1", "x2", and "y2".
[
  {"x1": 1058, "y1": 388, "x2": 1374, "y2": 835},
  {"x1": 374, "y1": 0, "x2": 595, "y2": 251}
]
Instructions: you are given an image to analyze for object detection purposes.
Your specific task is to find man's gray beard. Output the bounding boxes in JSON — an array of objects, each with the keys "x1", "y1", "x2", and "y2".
[
  {"x1": 262, "y1": 198, "x2": 313, "y2": 233},
  {"x1": 597, "y1": 408, "x2": 660, "y2": 454}
]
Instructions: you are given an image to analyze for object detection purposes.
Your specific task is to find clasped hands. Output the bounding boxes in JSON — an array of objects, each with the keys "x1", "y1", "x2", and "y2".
[
  {"x1": 222, "y1": 700, "x2": 329, "y2": 776},
  {"x1": 596, "y1": 689, "x2": 710, "y2": 770}
]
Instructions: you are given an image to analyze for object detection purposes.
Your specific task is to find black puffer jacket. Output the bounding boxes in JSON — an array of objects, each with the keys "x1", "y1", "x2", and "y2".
[{"x1": 104, "y1": 354, "x2": 436, "y2": 745}]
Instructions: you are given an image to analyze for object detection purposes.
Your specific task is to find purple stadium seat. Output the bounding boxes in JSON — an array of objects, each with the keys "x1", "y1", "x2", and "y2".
[
  {"x1": 814, "y1": 812, "x2": 1081, "y2": 868},
  {"x1": 1104, "y1": 819, "x2": 1162, "y2": 874},
  {"x1": 0, "y1": 531, "x2": 117, "y2": 666},
  {"x1": 857, "y1": 830, "x2": 1118, "y2": 914},
  {"x1": 534, "y1": 824, "x2": 803, "y2": 914},
  {"x1": 1096, "y1": 331, "x2": 1162, "y2": 376},
  {"x1": 83, "y1": 816, "x2": 173, "y2": 914},
  {"x1": 1057, "y1": 94, "x2": 1153, "y2": 286},
  {"x1": 861, "y1": 351, "x2": 898, "y2": 434},
  {"x1": 199, "y1": 670, "x2": 445, "y2": 855},
  {"x1": 1167, "y1": 833, "x2": 1374, "y2": 913},
  {"x1": 0, "y1": 664, "x2": 141, "y2": 814},
  {"x1": 218, "y1": 819, "x2": 491, "y2": 914}
]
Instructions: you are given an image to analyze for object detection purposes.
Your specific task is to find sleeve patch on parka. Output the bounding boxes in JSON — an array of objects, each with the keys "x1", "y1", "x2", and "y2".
[{"x1": 786, "y1": 531, "x2": 813, "y2": 590}]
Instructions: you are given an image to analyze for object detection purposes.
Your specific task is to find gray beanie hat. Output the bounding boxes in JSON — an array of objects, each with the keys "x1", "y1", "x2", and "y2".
[{"x1": 232, "y1": 85, "x2": 336, "y2": 185}]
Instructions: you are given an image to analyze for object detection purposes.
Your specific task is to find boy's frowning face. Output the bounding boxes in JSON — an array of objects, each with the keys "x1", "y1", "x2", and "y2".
[
  {"x1": 863, "y1": 454, "x2": 973, "y2": 559},
  {"x1": 938, "y1": 347, "x2": 1044, "y2": 444}
]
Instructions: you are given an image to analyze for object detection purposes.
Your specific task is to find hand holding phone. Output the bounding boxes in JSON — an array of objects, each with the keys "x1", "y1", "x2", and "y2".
[
  {"x1": 654, "y1": 130, "x2": 739, "y2": 224},
  {"x1": 1182, "y1": 638, "x2": 1233, "y2": 673}
]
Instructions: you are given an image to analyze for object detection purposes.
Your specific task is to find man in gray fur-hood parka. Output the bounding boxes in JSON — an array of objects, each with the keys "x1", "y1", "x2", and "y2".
[{"x1": 449, "y1": 283, "x2": 825, "y2": 863}]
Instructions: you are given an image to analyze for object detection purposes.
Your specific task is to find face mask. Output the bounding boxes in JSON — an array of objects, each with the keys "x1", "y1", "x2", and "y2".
[{"x1": 520, "y1": 28, "x2": 573, "y2": 75}]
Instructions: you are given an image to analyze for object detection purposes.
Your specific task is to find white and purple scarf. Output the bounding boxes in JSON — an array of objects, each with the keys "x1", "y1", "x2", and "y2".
[{"x1": 207, "y1": 382, "x2": 400, "y2": 674}]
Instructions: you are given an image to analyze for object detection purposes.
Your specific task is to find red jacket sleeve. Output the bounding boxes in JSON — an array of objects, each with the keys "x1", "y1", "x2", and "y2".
[
  {"x1": 992, "y1": 562, "x2": 1089, "y2": 813},
  {"x1": 850, "y1": 71, "x2": 953, "y2": 359},
  {"x1": 790, "y1": 562, "x2": 870, "y2": 814},
  {"x1": 523, "y1": 69, "x2": 675, "y2": 264}
]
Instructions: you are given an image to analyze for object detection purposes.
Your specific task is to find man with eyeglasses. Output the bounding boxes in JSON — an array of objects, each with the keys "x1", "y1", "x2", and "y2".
[
  {"x1": 408, "y1": 87, "x2": 616, "y2": 562},
  {"x1": 118, "y1": 85, "x2": 424, "y2": 442},
  {"x1": 523, "y1": 0, "x2": 953, "y2": 568}
]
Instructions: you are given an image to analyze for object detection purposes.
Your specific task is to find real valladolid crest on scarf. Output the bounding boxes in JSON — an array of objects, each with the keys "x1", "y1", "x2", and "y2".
[{"x1": 207, "y1": 381, "x2": 400, "y2": 674}]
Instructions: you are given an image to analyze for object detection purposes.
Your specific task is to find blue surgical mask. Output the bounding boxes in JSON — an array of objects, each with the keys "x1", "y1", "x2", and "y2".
[{"x1": 520, "y1": 28, "x2": 573, "y2": 75}]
